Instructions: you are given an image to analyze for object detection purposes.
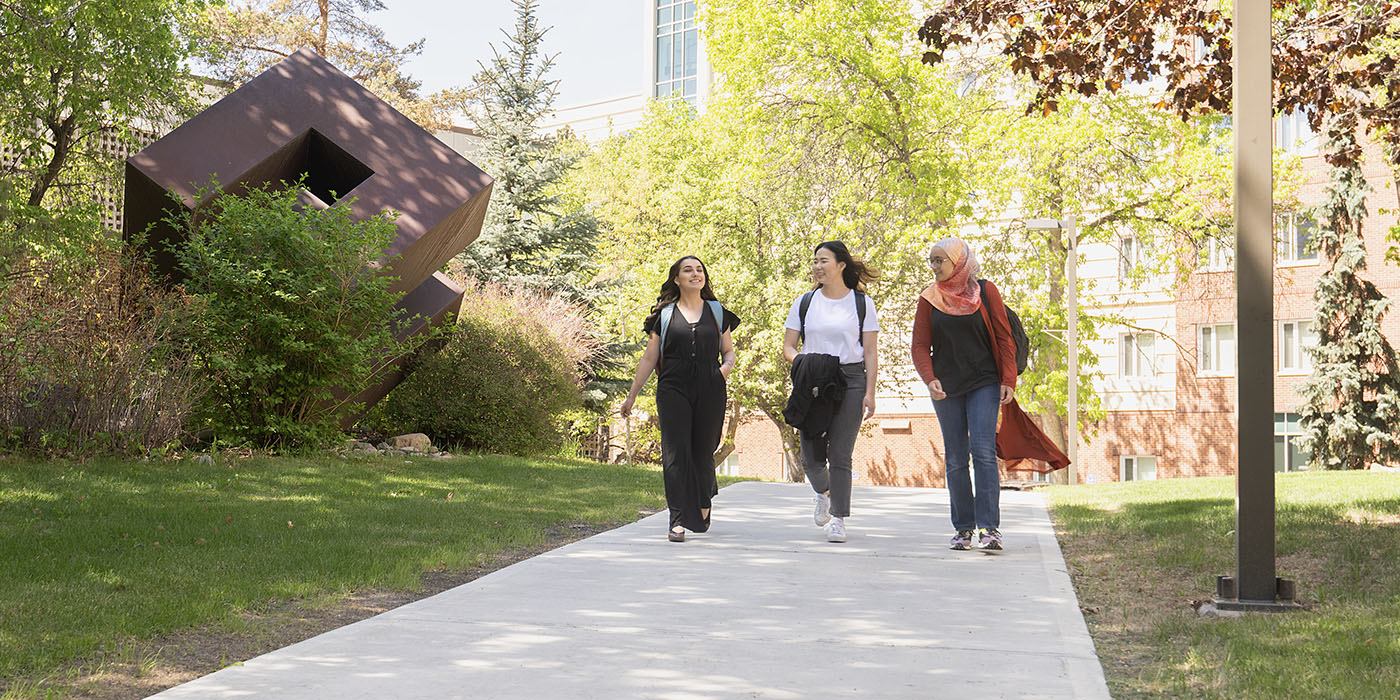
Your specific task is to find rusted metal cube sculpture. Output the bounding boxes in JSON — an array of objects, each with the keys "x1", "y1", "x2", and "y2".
[{"x1": 124, "y1": 48, "x2": 493, "y2": 419}]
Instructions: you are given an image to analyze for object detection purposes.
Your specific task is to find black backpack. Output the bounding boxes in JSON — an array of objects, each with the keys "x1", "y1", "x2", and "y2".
[{"x1": 978, "y1": 279, "x2": 1029, "y2": 375}]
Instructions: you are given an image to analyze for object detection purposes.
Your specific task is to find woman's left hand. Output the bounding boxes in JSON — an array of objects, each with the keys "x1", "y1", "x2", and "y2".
[
  {"x1": 999, "y1": 385, "x2": 1014, "y2": 405},
  {"x1": 719, "y1": 363, "x2": 732, "y2": 380},
  {"x1": 862, "y1": 394, "x2": 876, "y2": 420}
]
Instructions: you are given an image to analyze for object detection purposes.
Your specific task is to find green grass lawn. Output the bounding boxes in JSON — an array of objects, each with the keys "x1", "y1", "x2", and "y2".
[
  {"x1": 0, "y1": 453, "x2": 717, "y2": 687},
  {"x1": 1043, "y1": 470, "x2": 1400, "y2": 699}
]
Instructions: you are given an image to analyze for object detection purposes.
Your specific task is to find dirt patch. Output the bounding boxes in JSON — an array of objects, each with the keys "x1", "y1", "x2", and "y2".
[
  {"x1": 9, "y1": 519, "x2": 634, "y2": 700},
  {"x1": 1048, "y1": 522, "x2": 1216, "y2": 699}
]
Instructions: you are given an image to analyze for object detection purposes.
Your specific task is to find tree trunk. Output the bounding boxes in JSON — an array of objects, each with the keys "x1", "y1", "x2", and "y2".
[
  {"x1": 28, "y1": 113, "x2": 76, "y2": 208},
  {"x1": 316, "y1": 0, "x2": 330, "y2": 54},
  {"x1": 767, "y1": 413, "x2": 805, "y2": 483},
  {"x1": 1037, "y1": 409, "x2": 1070, "y2": 484},
  {"x1": 711, "y1": 399, "x2": 740, "y2": 467}
]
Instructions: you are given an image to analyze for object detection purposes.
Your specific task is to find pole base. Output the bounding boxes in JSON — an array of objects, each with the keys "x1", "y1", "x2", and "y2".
[{"x1": 1212, "y1": 575, "x2": 1303, "y2": 612}]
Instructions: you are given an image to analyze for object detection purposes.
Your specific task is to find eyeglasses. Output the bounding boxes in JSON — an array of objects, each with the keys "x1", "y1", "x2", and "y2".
[{"x1": 928, "y1": 256, "x2": 949, "y2": 268}]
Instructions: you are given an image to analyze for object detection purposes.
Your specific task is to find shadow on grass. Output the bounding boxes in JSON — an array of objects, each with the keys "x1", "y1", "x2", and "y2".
[{"x1": 0, "y1": 454, "x2": 670, "y2": 682}]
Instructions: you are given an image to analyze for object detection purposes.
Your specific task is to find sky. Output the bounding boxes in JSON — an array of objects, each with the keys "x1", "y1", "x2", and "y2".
[{"x1": 374, "y1": 0, "x2": 647, "y2": 111}]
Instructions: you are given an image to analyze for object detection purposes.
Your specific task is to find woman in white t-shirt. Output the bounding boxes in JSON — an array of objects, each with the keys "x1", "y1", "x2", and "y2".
[{"x1": 782, "y1": 241, "x2": 880, "y2": 543}]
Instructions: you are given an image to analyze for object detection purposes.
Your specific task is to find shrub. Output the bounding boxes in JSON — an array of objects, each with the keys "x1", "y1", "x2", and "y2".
[
  {"x1": 0, "y1": 238, "x2": 203, "y2": 456},
  {"x1": 372, "y1": 281, "x2": 598, "y2": 455},
  {"x1": 170, "y1": 182, "x2": 424, "y2": 449}
]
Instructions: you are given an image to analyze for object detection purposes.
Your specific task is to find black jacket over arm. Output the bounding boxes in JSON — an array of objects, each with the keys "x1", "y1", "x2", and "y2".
[{"x1": 783, "y1": 353, "x2": 845, "y2": 438}]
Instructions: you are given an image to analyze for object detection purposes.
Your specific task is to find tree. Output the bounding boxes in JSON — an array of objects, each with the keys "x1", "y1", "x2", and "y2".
[
  {"x1": 193, "y1": 0, "x2": 469, "y2": 130},
  {"x1": 967, "y1": 87, "x2": 1240, "y2": 459},
  {"x1": 453, "y1": 0, "x2": 600, "y2": 297},
  {"x1": 0, "y1": 0, "x2": 201, "y2": 211},
  {"x1": 576, "y1": 0, "x2": 989, "y2": 480},
  {"x1": 171, "y1": 182, "x2": 422, "y2": 449},
  {"x1": 916, "y1": 0, "x2": 1400, "y2": 259},
  {"x1": 1298, "y1": 129, "x2": 1400, "y2": 470}
]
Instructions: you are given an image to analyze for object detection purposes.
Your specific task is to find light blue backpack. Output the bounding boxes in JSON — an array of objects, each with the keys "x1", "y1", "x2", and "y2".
[{"x1": 658, "y1": 299, "x2": 724, "y2": 357}]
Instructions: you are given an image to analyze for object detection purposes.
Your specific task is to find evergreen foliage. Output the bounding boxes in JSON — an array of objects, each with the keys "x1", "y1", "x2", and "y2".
[
  {"x1": 455, "y1": 0, "x2": 599, "y2": 296},
  {"x1": 1298, "y1": 129, "x2": 1400, "y2": 470}
]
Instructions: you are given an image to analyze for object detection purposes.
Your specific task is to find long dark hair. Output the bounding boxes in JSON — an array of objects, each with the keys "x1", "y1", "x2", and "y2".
[
  {"x1": 813, "y1": 240, "x2": 879, "y2": 292},
  {"x1": 643, "y1": 255, "x2": 719, "y2": 332}
]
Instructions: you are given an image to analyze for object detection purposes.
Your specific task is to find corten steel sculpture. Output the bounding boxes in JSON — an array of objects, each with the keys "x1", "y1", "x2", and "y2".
[{"x1": 123, "y1": 48, "x2": 493, "y2": 420}]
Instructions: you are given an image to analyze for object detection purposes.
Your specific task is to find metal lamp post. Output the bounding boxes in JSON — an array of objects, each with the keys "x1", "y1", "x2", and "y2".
[
  {"x1": 1214, "y1": 0, "x2": 1299, "y2": 612},
  {"x1": 1025, "y1": 217, "x2": 1079, "y2": 485}
]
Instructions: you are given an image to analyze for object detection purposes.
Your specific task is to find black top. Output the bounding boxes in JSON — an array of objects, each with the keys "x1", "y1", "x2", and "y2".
[
  {"x1": 644, "y1": 303, "x2": 742, "y2": 379},
  {"x1": 927, "y1": 304, "x2": 999, "y2": 398}
]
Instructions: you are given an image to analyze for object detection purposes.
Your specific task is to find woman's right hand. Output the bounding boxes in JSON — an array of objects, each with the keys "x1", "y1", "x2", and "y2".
[
  {"x1": 927, "y1": 379, "x2": 946, "y2": 401},
  {"x1": 619, "y1": 396, "x2": 635, "y2": 417}
]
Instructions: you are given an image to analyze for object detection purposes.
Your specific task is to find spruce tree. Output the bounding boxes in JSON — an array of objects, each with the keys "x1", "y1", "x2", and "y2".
[
  {"x1": 457, "y1": 0, "x2": 626, "y2": 420},
  {"x1": 1297, "y1": 128, "x2": 1400, "y2": 470},
  {"x1": 457, "y1": 0, "x2": 598, "y2": 297}
]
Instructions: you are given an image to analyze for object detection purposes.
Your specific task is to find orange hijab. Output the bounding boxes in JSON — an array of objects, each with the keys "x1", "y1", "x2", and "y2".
[{"x1": 920, "y1": 237, "x2": 982, "y2": 315}]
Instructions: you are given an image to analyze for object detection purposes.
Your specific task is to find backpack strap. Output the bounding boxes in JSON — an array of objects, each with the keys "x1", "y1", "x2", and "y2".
[
  {"x1": 658, "y1": 303, "x2": 675, "y2": 358},
  {"x1": 706, "y1": 299, "x2": 724, "y2": 336},
  {"x1": 798, "y1": 291, "x2": 816, "y2": 344},
  {"x1": 801, "y1": 289, "x2": 869, "y2": 349},
  {"x1": 661, "y1": 301, "x2": 725, "y2": 360},
  {"x1": 854, "y1": 289, "x2": 867, "y2": 348},
  {"x1": 977, "y1": 279, "x2": 1009, "y2": 376}
]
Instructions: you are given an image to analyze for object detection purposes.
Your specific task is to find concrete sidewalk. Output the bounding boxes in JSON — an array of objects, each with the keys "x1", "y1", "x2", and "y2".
[{"x1": 150, "y1": 482, "x2": 1110, "y2": 699}]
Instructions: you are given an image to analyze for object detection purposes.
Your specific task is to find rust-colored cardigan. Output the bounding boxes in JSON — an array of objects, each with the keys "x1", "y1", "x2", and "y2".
[{"x1": 910, "y1": 279, "x2": 1069, "y2": 474}]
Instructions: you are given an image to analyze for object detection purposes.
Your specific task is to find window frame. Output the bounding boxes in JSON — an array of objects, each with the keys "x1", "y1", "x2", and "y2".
[
  {"x1": 1202, "y1": 233, "x2": 1234, "y2": 271},
  {"x1": 1118, "y1": 332, "x2": 1157, "y2": 378},
  {"x1": 1274, "y1": 412, "x2": 1309, "y2": 472},
  {"x1": 1276, "y1": 109, "x2": 1319, "y2": 156},
  {"x1": 1199, "y1": 322, "x2": 1237, "y2": 376},
  {"x1": 1276, "y1": 211, "x2": 1319, "y2": 265},
  {"x1": 1279, "y1": 319, "x2": 1317, "y2": 374},
  {"x1": 1119, "y1": 235, "x2": 1142, "y2": 278},
  {"x1": 1120, "y1": 455, "x2": 1158, "y2": 481},
  {"x1": 718, "y1": 453, "x2": 740, "y2": 476},
  {"x1": 653, "y1": 1, "x2": 700, "y2": 104}
]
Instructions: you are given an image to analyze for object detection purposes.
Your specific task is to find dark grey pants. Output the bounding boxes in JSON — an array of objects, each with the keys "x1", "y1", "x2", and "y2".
[{"x1": 800, "y1": 363, "x2": 866, "y2": 518}]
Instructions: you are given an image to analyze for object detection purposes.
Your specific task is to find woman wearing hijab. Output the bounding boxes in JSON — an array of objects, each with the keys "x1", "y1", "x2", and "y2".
[
  {"x1": 910, "y1": 238, "x2": 1016, "y2": 552},
  {"x1": 621, "y1": 256, "x2": 740, "y2": 542}
]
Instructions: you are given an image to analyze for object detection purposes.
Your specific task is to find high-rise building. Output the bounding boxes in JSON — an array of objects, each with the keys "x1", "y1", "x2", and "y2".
[
  {"x1": 535, "y1": 0, "x2": 715, "y2": 142},
  {"x1": 650, "y1": 0, "x2": 713, "y2": 108}
]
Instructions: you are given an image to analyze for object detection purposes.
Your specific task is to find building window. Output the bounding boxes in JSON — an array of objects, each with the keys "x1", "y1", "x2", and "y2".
[
  {"x1": 1277, "y1": 212, "x2": 1318, "y2": 263},
  {"x1": 1202, "y1": 233, "x2": 1233, "y2": 271},
  {"x1": 1121, "y1": 455, "x2": 1158, "y2": 481},
  {"x1": 719, "y1": 453, "x2": 740, "y2": 476},
  {"x1": 1119, "y1": 235, "x2": 1142, "y2": 278},
  {"x1": 1119, "y1": 332, "x2": 1157, "y2": 378},
  {"x1": 1191, "y1": 35, "x2": 1217, "y2": 65},
  {"x1": 1199, "y1": 323, "x2": 1236, "y2": 375},
  {"x1": 1198, "y1": 113, "x2": 1232, "y2": 155},
  {"x1": 655, "y1": 1, "x2": 699, "y2": 105},
  {"x1": 1276, "y1": 110, "x2": 1319, "y2": 156},
  {"x1": 956, "y1": 71, "x2": 979, "y2": 98},
  {"x1": 1274, "y1": 413, "x2": 1309, "y2": 472},
  {"x1": 1280, "y1": 320, "x2": 1317, "y2": 373}
]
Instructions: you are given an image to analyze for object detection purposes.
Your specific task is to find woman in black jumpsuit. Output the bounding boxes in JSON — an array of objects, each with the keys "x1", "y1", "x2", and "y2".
[{"x1": 621, "y1": 256, "x2": 740, "y2": 541}]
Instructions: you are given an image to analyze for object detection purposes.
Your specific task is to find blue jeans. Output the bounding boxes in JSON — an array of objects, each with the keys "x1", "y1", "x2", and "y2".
[{"x1": 932, "y1": 382, "x2": 1000, "y2": 531}]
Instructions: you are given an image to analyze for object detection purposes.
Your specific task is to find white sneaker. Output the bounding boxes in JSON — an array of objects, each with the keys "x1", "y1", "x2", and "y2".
[
  {"x1": 825, "y1": 517, "x2": 847, "y2": 543},
  {"x1": 813, "y1": 493, "x2": 832, "y2": 526}
]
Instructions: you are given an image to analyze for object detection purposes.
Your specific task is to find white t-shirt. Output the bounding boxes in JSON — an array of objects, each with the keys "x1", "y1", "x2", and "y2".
[{"x1": 784, "y1": 289, "x2": 880, "y2": 364}]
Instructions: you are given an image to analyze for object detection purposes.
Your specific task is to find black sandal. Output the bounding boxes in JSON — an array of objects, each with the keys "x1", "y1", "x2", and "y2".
[{"x1": 667, "y1": 528, "x2": 685, "y2": 542}]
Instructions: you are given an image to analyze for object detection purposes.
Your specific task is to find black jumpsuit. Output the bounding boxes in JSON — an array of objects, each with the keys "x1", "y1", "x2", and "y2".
[{"x1": 645, "y1": 304, "x2": 740, "y2": 532}]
